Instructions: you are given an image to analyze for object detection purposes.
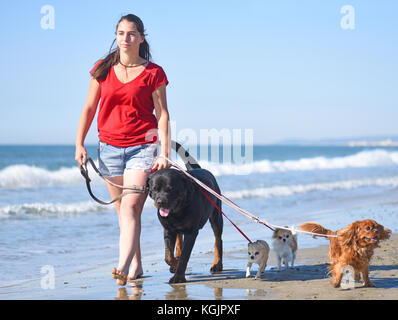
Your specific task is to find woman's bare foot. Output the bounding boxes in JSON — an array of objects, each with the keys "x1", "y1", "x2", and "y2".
[
  {"x1": 112, "y1": 268, "x2": 128, "y2": 286},
  {"x1": 127, "y1": 267, "x2": 144, "y2": 281},
  {"x1": 127, "y1": 273, "x2": 143, "y2": 281}
]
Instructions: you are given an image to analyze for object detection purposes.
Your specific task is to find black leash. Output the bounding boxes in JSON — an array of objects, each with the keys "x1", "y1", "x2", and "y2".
[{"x1": 79, "y1": 158, "x2": 148, "y2": 205}]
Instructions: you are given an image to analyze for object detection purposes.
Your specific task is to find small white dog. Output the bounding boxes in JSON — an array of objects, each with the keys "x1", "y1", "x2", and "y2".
[
  {"x1": 272, "y1": 227, "x2": 298, "y2": 271},
  {"x1": 246, "y1": 240, "x2": 270, "y2": 279}
]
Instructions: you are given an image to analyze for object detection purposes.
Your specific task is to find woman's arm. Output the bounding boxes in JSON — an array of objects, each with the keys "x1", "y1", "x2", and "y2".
[
  {"x1": 152, "y1": 83, "x2": 170, "y2": 169},
  {"x1": 75, "y1": 78, "x2": 101, "y2": 166}
]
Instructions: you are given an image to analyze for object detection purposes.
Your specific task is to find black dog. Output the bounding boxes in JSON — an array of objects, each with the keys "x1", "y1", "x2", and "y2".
[{"x1": 146, "y1": 142, "x2": 223, "y2": 283}]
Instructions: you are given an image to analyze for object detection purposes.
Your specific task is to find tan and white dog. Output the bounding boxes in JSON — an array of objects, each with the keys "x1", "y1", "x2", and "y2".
[
  {"x1": 246, "y1": 240, "x2": 270, "y2": 279},
  {"x1": 272, "y1": 228, "x2": 298, "y2": 271}
]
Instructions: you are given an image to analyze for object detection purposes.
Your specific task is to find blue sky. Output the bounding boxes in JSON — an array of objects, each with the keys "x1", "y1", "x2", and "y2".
[{"x1": 0, "y1": 0, "x2": 397, "y2": 145}]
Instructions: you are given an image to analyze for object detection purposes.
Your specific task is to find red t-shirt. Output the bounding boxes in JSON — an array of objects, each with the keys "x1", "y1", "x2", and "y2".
[{"x1": 90, "y1": 60, "x2": 168, "y2": 147}]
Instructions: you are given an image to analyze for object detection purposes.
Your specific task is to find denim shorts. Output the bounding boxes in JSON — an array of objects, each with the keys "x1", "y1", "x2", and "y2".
[{"x1": 98, "y1": 141, "x2": 158, "y2": 177}]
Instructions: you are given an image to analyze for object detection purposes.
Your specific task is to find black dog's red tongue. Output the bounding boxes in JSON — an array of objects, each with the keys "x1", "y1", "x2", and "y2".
[{"x1": 159, "y1": 208, "x2": 170, "y2": 217}]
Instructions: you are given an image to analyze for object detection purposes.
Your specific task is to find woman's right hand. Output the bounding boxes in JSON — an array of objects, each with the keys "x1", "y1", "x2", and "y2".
[{"x1": 75, "y1": 145, "x2": 87, "y2": 167}]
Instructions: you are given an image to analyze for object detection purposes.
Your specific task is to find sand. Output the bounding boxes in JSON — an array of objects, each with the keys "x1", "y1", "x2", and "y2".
[
  {"x1": 1, "y1": 235, "x2": 397, "y2": 300},
  {"x1": 190, "y1": 234, "x2": 398, "y2": 300}
]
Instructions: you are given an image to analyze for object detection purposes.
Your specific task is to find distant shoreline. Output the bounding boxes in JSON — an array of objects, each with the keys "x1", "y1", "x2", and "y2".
[{"x1": 1, "y1": 142, "x2": 398, "y2": 147}]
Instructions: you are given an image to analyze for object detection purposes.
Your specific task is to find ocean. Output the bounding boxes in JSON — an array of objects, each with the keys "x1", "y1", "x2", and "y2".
[{"x1": 1, "y1": 144, "x2": 398, "y2": 290}]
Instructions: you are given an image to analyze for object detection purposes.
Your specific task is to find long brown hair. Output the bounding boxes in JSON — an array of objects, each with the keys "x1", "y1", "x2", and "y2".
[{"x1": 91, "y1": 14, "x2": 151, "y2": 80}]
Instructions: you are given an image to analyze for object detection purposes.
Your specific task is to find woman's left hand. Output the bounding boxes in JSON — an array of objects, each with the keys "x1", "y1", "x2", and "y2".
[{"x1": 151, "y1": 156, "x2": 170, "y2": 171}]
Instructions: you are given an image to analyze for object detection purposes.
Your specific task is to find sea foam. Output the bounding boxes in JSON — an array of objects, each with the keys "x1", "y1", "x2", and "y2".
[
  {"x1": 224, "y1": 176, "x2": 398, "y2": 200},
  {"x1": 0, "y1": 201, "x2": 108, "y2": 218},
  {"x1": 0, "y1": 199, "x2": 154, "y2": 219},
  {"x1": 2, "y1": 175, "x2": 398, "y2": 219}
]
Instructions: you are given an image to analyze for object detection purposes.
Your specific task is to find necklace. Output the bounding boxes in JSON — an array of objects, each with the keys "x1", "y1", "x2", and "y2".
[{"x1": 119, "y1": 60, "x2": 147, "y2": 68}]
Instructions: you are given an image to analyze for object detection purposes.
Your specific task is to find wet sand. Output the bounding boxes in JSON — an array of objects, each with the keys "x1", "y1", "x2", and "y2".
[
  {"x1": 192, "y1": 234, "x2": 398, "y2": 300},
  {"x1": 1, "y1": 235, "x2": 397, "y2": 300}
]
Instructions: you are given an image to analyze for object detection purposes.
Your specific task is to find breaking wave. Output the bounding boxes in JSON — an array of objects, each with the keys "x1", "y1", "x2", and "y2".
[
  {"x1": 1, "y1": 149, "x2": 398, "y2": 189},
  {"x1": 0, "y1": 201, "x2": 109, "y2": 218},
  {"x1": 0, "y1": 164, "x2": 102, "y2": 189},
  {"x1": 199, "y1": 149, "x2": 398, "y2": 176},
  {"x1": 2, "y1": 175, "x2": 398, "y2": 219}
]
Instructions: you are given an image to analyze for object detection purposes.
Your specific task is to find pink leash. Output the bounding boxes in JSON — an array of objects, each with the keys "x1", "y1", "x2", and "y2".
[
  {"x1": 160, "y1": 155, "x2": 337, "y2": 240},
  {"x1": 197, "y1": 186, "x2": 253, "y2": 244}
]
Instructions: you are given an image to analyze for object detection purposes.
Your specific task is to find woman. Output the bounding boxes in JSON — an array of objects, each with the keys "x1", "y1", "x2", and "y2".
[{"x1": 75, "y1": 14, "x2": 170, "y2": 286}]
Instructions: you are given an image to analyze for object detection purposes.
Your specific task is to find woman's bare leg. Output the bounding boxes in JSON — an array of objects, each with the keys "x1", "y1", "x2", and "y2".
[
  {"x1": 116, "y1": 169, "x2": 149, "y2": 281},
  {"x1": 104, "y1": 176, "x2": 123, "y2": 224}
]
